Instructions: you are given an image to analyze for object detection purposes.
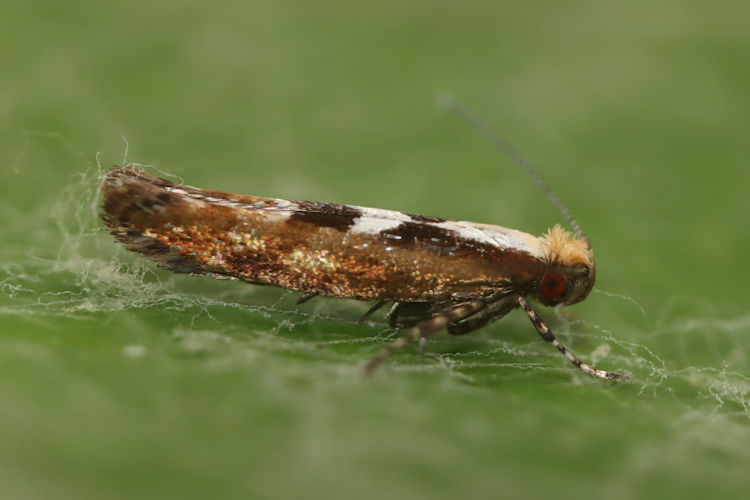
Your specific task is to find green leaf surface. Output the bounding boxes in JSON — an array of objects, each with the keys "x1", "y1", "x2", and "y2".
[{"x1": 1, "y1": 1, "x2": 748, "y2": 499}]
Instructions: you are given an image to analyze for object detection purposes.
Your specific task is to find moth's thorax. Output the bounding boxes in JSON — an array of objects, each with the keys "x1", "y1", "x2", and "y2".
[{"x1": 531, "y1": 224, "x2": 596, "y2": 306}]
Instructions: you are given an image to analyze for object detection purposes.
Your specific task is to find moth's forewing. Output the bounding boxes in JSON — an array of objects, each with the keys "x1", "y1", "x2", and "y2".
[{"x1": 101, "y1": 167, "x2": 546, "y2": 302}]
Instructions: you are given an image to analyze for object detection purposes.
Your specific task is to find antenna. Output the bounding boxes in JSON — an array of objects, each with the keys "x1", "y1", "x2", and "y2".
[{"x1": 437, "y1": 93, "x2": 586, "y2": 243}]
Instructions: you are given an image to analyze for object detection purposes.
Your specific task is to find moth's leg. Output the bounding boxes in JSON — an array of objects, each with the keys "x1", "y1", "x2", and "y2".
[
  {"x1": 358, "y1": 300, "x2": 389, "y2": 324},
  {"x1": 447, "y1": 295, "x2": 518, "y2": 336},
  {"x1": 517, "y1": 296, "x2": 630, "y2": 382},
  {"x1": 386, "y1": 302, "x2": 440, "y2": 329},
  {"x1": 296, "y1": 292, "x2": 319, "y2": 305},
  {"x1": 417, "y1": 338, "x2": 427, "y2": 357},
  {"x1": 364, "y1": 299, "x2": 487, "y2": 376}
]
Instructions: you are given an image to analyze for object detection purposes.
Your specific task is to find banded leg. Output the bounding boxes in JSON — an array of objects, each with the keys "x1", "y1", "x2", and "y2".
[
  {"x1": 447, "y1": 295, "x2": 518, "y2": 336},
  {"x1": 358, "y1": 300, "x2": 389, "y2": 324},
  {"x1": 517, "y1": 296, "x2": 629, "y2": 382},
  {"x1": 386, "y1": 302, "x2": 439, "y2": 329},
  {"x1": 364, "y1": 299, "x2": 488, "y2": 376},
  {"x1": 296, "y1": 292, "x2": 319, "y2": 305}
]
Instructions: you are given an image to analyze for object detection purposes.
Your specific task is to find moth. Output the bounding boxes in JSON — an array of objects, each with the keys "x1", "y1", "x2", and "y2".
[{"x1": 100, "y1": 163, "x2": 627, "y2": 381}]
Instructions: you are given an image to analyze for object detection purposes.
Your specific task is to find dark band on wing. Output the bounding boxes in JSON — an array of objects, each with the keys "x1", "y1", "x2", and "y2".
[
  {"x1": 406, "y1": 213, "x2": 447, "y2": 223},
  {"x1": 380, "y1": 222, "x2": 460, "y2": 249},
  {"x1": 378, "y1": 221, "x2": 537, "y2": 269},
  {"x1": 288, "y1": 201, "x2": 363, "y2": 232}
]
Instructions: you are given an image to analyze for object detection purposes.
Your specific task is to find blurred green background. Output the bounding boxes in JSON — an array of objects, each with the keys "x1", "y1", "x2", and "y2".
[{"x1": 1, "y1": 1, "x2": 749, "y2": 498}]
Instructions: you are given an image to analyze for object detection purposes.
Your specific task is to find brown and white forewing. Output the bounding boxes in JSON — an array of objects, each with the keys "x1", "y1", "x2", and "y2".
[{"x1": 101, "y1": 167, "x2": 546, "y2": 302}]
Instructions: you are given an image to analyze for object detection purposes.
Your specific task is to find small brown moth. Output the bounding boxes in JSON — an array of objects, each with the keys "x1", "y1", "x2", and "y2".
[{"x1": 100, "y1": 102, "x2": 628, "y2": 381}]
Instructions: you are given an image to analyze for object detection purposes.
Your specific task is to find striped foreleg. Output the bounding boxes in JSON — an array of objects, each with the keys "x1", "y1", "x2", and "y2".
[
  {"x1": 447, "y1": 294, "x2": 518, "y2": 336},
  {"x1": 517, "y1": 296, "x2": 629, "y2": 381},
  {"x1": 363, "y1": 299, "x2": 488, "y2": 376}
]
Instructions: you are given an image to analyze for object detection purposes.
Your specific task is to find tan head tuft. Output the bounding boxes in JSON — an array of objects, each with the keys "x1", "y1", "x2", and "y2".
[{"x1": 540, "y1": 224, "x2": 593, "y2": 268}]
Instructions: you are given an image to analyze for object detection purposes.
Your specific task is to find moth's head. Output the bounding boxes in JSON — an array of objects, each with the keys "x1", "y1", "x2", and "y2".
[{"x1": 532, "y1": 225, "x2": 596, "y2": 307}]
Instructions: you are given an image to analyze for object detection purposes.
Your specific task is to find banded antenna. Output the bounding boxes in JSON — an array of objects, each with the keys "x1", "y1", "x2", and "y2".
[{"x1": 437, "y1": 93, "x2": 587, "y2": 245}]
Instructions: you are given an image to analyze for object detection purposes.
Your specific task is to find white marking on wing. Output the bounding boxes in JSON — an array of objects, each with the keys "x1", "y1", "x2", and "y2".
[
  {"x1": 272, "y1": 199, "x2": 297, "y2": 210},
  {"x1": 167, "y1": 187, "x2": 294, "y2": 218},
  {"x1": 350, "y1": 217, "x2": 402, "y2": 234},
  {"x1": 359, "y1": 207, "x2": 413, "y2": 222},
  {"x1": 346, "y1": 207, "x2": 413, "y2": 235},
  {"x1": 261, "y1": 210, "x2": 290, "y2": 221},
  {"x1": 435, "y1": 221, "x2": 544, "y2": 257}
]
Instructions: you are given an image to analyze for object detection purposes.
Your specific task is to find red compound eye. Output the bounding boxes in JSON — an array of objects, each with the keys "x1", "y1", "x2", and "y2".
[{"x1": 540, "y1": 272, "x2": 568, "y2": 299}]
